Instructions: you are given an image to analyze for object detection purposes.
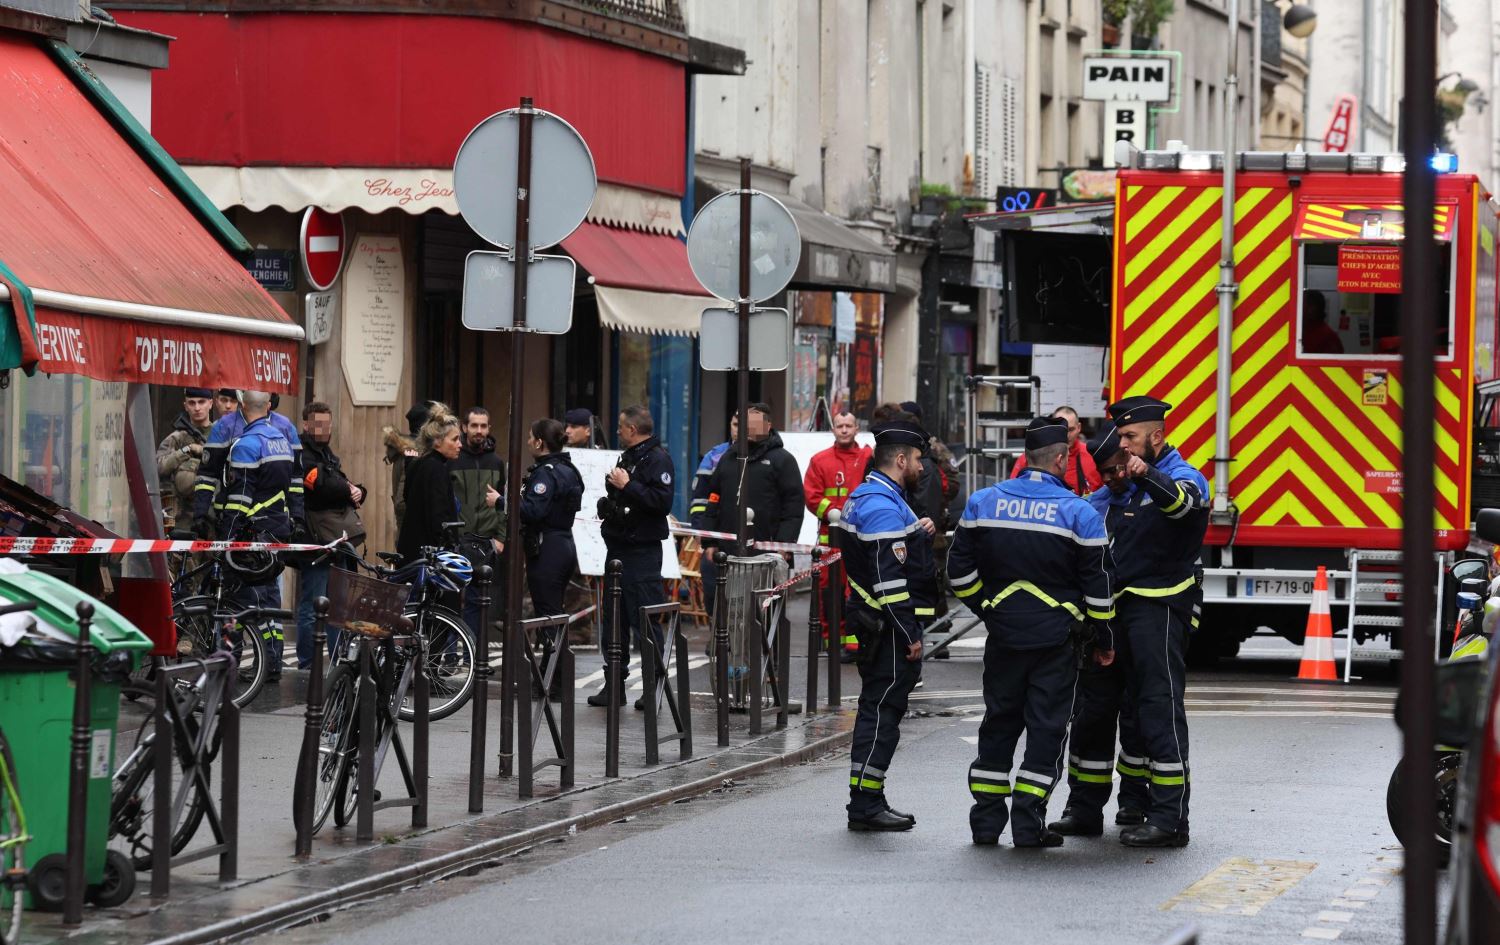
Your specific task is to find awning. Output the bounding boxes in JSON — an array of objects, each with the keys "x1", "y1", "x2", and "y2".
[
  {"x1": 0, "y1": 36, "x2": 300, "y2": 390},
  {"x1": 561, "y1": 222, "x2": 712, "y2": 336},
  {"x1": 781, "y1": 196, "x2": 898, "y2": 293},
  {"x1": 971, "y1": 202, "x2": 1115, "y2": 235},
  {"x1": 183, "y1": 166, "x2": 688, "y2": 236},
  {"x1": 1294, "y1": 201, "x2": 1458, "y2": 242}
]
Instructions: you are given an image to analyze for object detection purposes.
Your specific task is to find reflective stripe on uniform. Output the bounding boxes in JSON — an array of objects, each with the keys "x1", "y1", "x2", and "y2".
[
  {"x1": 980, "y1": 580, "x2": 1084, "y2": 621},
  {"x1": 848, "y1": 577, "x2": 910, "y2": 608},
  {"x1": 969, "y1": 766, "x2": 1012, "y2": 796},
  {"x1": 1117, "y1": 575, "x2": 1198, "y2": 599},
  {"x1": 1117, "y1": 753, "x2": 1149, "y2": 779},
  {"x1": 815, "y1": 498, "x2": 832, "y2": 518},
  {"x1": 221, "y1": 491, "x2": 287, "y2": 516},
  {"x1": 1068, "y1": 766, "x2": 1113, "y2": 785},
  {"x1": 959, "y1": 517, "x2": 1109, "y2": 547},
  {"x1": 1150, "y1": 760, "x2": 1186, "y2": 786}
]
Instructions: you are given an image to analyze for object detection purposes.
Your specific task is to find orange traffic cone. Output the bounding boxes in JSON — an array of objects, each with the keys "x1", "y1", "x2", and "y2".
[{"x1": 1295, "y1": 565, "x2": 1338, "y2": 681}]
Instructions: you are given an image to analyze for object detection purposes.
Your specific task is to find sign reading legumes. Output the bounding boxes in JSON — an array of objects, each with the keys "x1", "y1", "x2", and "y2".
[{"x1": 341, "y1": 234, "x2": 406, "y2": 406}]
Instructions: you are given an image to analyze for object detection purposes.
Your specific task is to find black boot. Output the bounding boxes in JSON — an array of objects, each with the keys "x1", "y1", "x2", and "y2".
[
  {"x1": 1120, "y1": 824, "x2": 1190, "y2": 848},
  {"x1": 1115, "y1": 807, "x2": 1147, "y2": 826},
  {"x1": 1014, "y1": 830, "x2": 1065, "y2": 848},
  {"x1": 848, "y1": 809, "x2": 915, "y2": 832},
  {"x1": 1048, "y1": 808, "x2": 1104, "y2": 837},
  {"x1": 586, "y1": 674, "x2": 627, "y2": 707}
]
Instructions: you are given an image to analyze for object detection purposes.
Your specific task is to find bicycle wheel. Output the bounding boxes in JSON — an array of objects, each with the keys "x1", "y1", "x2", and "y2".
[
  {"x1": 109, "y1": 684, "x2": 208, "y2": 871},
  {"x1": 399, "y1": 605, "x2": 476, "y2": 722},
  {"x1": 169, "y1": 598, "x2": 268, "y2": 709},
  {"x1": 306, "y1": 663, "x2": 356, "y2": 833}
]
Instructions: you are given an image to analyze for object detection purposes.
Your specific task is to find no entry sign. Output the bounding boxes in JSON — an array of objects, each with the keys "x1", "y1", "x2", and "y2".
[{"x1": 300, "y1": 207, "x2": 346, "y2": 291}]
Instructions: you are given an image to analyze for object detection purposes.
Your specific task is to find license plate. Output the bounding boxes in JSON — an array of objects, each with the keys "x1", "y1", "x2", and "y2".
[{"x1": 1243, "y1": 578, "x2": 1315, "y2": 598}]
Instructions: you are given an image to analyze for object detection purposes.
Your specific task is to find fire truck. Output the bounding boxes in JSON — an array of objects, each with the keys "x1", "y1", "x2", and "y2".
[{"x1": 1104, "y1": 148, "x2": 1500, "y2": 672}]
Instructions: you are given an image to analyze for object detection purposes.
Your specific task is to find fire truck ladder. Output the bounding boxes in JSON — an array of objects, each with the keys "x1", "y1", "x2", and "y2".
[
  {"x1": 963, "y1": 374, "x2": 1042, "y2": 497},
  {"x1": 1339, "y1": 548, "x2": 1448, "y2": 682}
]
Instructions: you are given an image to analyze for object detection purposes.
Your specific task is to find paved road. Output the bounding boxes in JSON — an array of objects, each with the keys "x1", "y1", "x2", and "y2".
[{"x1": 275, "y1": 632, "x2": 1419, "y2": 945}]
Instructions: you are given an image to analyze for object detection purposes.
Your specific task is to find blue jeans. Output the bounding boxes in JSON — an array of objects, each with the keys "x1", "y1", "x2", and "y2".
[{"x1": 296, "y1": 560, "x2": 332, "y2": 669}]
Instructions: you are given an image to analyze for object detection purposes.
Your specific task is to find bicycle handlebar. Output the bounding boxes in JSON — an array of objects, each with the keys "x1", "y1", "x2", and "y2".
[{"x1": 0, "y1": 601, "x2": 38, "y2": 618}]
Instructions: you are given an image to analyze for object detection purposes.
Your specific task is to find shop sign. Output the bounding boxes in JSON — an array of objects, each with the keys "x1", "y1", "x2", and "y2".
[
  {"x1": 244, "y1": 250, "x2": 295, "y2": 292},
  {"x1": 1338, "y1": 245, "x2": 1402, "y2": 294},
  {"x1": 1082, "y1": 55, "x2": 1173, "y2": 103},
  {"x1": 1323, "y1": 94, "x2": 1357, "y2": 154}
]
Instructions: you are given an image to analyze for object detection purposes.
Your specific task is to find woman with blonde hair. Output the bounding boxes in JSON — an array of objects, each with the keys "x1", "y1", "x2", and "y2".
[{"x1": 397, "y1": 405, "x2": 462, "y2": 562}]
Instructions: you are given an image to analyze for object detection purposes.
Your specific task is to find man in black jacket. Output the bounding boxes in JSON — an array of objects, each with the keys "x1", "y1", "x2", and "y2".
[
  {"x1": 693, "y1": 403, "x2": 803, "y2": 553},
  {"x1": 592, "y1": 404, "x2": 674, "y2": 707},
  {"x1": 450, "y1": 407, "x2": 507, "y2": 637},
  {"x1": 296, "y1": 402, "x2": 365, "y2": 667}
]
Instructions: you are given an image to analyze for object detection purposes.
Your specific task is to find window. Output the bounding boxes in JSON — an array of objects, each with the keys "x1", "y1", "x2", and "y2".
[{"x1": 1296, "y1": 241, "x2": 1454, "y2": 359}]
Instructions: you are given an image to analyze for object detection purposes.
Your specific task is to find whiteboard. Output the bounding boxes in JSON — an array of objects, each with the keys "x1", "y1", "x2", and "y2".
[
  {"x1": 1031, "y1": 344, "x2": 1109, "y2": 419},
  {"x1": 567, "y1": 448, "x2": 682, "y2": 579},
  {"x1": 775, "y1": 431, "x2": 876, "y2": 548}
]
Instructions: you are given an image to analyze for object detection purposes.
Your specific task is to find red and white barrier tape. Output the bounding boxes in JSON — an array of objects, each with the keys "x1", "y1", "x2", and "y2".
[
  {"x1": 0, "y1": 536, "x2": 340, "y2": 556},
  {"x1": 665, "y1": 523, "x2": 822, "y2": 555},
  {"x1": 758, "y1": 550, "x2": 843, "y2": 605}
]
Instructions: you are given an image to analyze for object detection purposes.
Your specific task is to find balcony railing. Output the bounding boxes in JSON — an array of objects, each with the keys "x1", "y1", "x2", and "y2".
[{"x1": 579, "y1": 0, "x2": 685, "y2": 32}]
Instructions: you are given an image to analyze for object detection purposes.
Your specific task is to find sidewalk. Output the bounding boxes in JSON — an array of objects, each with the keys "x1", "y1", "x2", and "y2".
[{"x1": 31, "y1": 608, "x2": 858, "y2": 945}]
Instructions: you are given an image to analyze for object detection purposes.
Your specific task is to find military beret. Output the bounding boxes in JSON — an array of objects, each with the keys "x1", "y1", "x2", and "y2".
[
  {"x1": 184, "y1": 387, "x2": 214, "y2": 399},
  {"x1": 1024, "y1": 416, "x2": 1070, "y2": 450},
  {"x1": 564, "y1": 408, "x2": 592, "y2": 426},
  {"x1": 216, "y1": 388, "x2": 238, "y2": 400},
  {"x1": 1088, "y1": 424, "x2": 1122, "y2": 466},
  {"x1": 872, "y1": 419, "x2": 928, "y2": 449},
  {"x1": 1108, "y1": 395, "x2": 1172, "y2": 426}
]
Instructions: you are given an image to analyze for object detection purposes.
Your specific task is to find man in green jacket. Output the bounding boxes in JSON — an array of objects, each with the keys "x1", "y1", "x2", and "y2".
[
  {"x1": 156, "y1": 387, "x2": 215, "y2": 531},
  {"x1": 451, "y1": 407, "x2": 508, "y2": 636}
]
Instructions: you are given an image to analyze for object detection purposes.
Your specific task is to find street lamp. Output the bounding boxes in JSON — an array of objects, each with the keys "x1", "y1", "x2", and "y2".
[{"x1": 1282, "y1": 2, "x2": 1318, "y2": 38}]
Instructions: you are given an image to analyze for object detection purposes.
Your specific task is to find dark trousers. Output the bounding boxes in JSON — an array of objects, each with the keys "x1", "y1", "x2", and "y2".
[
  {"x1": 700, "y1": 549, "x2": 718, "y2": 618},
  {"x1": 968, "y1": 640, "x2": 1078, "y2": 843},
  {"x1": 1061, "y1": 631, "x2": 1150, "y2": 820},
  {"x1": 600, "y1": 541, "x2": 666, "y2": 674},
  {"x1": 1118, "y1": 591, "x2": 1194, "y2": 833},
  {"x1": 847, "y1": 618, "x2": 921, "y2": 818},
  {"x1": 231, "y1": 581, "x2": 285, "y2": 673},
  {"x1": 526, "y1": 531, "x2": 575, "y2": 618}
]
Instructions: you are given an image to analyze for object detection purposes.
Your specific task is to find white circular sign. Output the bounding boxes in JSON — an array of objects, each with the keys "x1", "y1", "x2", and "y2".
[
  {"x1": 686, "y1": 190, "x2": 801, "y2": 303},
  {"x1": 453, "y1": 107, "x2": 597, "y2": 250}
]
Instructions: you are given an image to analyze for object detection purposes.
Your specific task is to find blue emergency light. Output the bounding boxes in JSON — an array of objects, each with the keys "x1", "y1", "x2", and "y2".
[{"x1": 1430, "y1": 153, "x2": 1459, "y2": 173}]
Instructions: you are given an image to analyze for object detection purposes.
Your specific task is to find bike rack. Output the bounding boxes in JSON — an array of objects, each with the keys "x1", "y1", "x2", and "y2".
[
  {"x1": 748, "y1": 589, "x2": 791, "y2": 735},
  {"x1": 293, "y1": 597, "x2": 330, "y2": 858},
  {"x1": 149, "y1": 653, "x2": 240, "y2": 900},
  {"x1": 514, "y1": 613, "x2": 575, "y2": 799},
  {"x1": 469, "y1": 564, "x2": 494, "y2": 813},
  {"x1": 637, "y1": 602, "x2": 692, "y2": 765},
  {"x1": 354, "y1": 617, "x2": 426, "y2": 843}
]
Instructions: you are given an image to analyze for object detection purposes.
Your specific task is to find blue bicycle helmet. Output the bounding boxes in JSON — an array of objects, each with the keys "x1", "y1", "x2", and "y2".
[{"x1": 431, "y1": 551, "x2": 474, "y2": 592}]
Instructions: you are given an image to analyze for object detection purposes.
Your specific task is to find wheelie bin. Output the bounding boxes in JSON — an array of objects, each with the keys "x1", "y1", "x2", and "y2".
[{"x1": 0, "y1": 562, "x2": 152, "y2": 911}]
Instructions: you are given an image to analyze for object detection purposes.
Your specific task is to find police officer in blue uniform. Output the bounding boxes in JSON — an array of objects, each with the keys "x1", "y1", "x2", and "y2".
[
  {"x1": 838, "y1": 419, "x2": 938, "y2": 832},
  {"x1": 520, "y1": 418, "x2": 585, "y2": 701},
  {"x1": 947, "y1": 417, "x2": 1115, "y2": 848},
  {"x1": 1050, "y1": 425, "x2": 1151, "y2": 836},
  {"x1": 212, "y1": 391, "x2": 304, "y2": 678},
  {"x1": 192, "y1": 391, "x2": 304, "y2": 538},
  {"x1": 1106, "y1": 396, "x2": 1208, "y2": 848}
]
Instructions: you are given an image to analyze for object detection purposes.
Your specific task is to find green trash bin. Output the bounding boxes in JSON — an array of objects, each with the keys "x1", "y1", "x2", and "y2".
[{"x1": 0, "y1": 564, "x2": 152, "y2": 912}]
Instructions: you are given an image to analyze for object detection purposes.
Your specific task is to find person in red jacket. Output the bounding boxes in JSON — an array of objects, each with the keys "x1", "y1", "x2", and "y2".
[
  {"x1": 1011, "y1": 406, "x2": 1102, "y2": 496},
  {"x1": 804, "y1": 411, "x2": 872, "y2": 660}
]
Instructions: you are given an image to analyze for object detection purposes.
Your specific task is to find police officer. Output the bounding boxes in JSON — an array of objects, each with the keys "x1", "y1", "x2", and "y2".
[
  {"x1": 213, "y1": 391, "x2": 303, "y2": 679},
  {"x1": 947, "y1": 417, "x2": 1115, "y2": 848},
  {"x1": 1106, "y1": 396, "x2": 1208, "y2": 848},
  {"x1": 1049, "y1": 425, "x2": 1151, "y2": 836},
  {"x1": 193, "y1": 391, "x2": 304, "y2": 538},
  {"x1": 838, "y1": 419, "x2": 938, "y2": 832},
  {"x1": 592, "y1": 404, "x2": 675, "y2": 708},
  {"x1": 520, "y1": 418, "x2": 584, "y2": 700}
]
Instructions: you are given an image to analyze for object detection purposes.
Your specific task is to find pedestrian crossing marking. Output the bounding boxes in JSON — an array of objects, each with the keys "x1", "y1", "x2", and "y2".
[{"x1": 1161, "y1": 857, "x2": 1317, "y2": 916}]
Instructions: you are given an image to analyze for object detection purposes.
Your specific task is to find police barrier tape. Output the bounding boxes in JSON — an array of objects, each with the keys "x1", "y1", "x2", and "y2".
[
  {"x1": 757, "y1": 550, "x2": 843, "y2": 606},
  {"x1": 0, "y1": 535, "x2": 342, "y2": 555},
  {"x1": 664, "y1": 523, "x2": 824, "y2": 555}
]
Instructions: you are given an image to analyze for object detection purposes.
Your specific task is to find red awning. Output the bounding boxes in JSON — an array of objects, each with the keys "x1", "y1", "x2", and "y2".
[
  {"x1": 0, "y1": 35, "x2": 300, "y2": 391},
  {"x1": 561, "y1": 223, "x2": 706, "y2": 295}
]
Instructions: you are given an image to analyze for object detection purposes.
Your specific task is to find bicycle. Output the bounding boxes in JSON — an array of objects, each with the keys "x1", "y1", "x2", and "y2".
[{"x1": 166, "y1": 546, "x2": 288, "y2": 708}]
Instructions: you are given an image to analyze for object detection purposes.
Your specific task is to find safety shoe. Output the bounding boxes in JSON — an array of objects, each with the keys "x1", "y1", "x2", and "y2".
[
  {"x1": 848, "y1": 809, "x2": 915, "y2": 832},
  {"x1": 1048, "y1": 810, "x2": 1104, "y2": 837},
  {"x1": 586, "y1": 682, "x2": 627, "y2": 707},
  {"x1": 1014, "y1": 830, "x2": 1065, "y2": 849},
  {"x1": 1120, "y1": 824, "x2": 1190, "y2": 848},
  {"x1": 1115, "y1": 808, "x2": 1147, "y2": 826},
  {"x1": 884, "y1": 803, "x2": 916, "y2": 824},
  {"x1": 971, "y1": 833, "x2": 1000, "y2": 846}
]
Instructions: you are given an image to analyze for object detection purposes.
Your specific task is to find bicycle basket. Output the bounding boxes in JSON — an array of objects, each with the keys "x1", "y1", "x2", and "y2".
[{"x1": 325, "y1": 567, "x2": 408, "y2": 639}]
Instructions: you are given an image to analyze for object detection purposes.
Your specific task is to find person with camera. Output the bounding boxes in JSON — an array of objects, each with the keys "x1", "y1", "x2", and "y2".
[
  {"x1": 591, "y1": 405, "x2": 674, "y2": 708},
  {"x1": 520, "y1": 418, "x2": 584, "y2": 700}
]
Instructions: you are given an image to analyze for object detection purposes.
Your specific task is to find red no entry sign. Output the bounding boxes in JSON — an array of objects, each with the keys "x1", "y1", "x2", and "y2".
[{"x1": 300, "y1": 207, "x2": 346, "y2": 290}]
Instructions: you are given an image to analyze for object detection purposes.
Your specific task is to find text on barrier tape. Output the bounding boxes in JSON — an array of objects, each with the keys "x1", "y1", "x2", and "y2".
[{"x1": 0, "y1": 536, "x2": 340, "y2": 555}]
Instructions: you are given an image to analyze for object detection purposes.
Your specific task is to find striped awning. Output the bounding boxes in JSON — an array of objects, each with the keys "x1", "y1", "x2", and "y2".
[{"x1": 1294, "y1": 201, "x2": 1458, "y2": 241}]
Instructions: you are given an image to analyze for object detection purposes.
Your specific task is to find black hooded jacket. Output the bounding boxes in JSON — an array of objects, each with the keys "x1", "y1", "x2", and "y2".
[{"x1": 693, "y1": 431, "x2": 804, "y2": 546}]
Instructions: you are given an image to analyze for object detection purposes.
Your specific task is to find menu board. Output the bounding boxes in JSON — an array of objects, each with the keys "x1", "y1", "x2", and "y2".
[
  {"x1": 1031, "y1": 343, "x2": 1108, "y2": 419},
  {"x1": 341, "y1": 234, "x2": 405, "y2": 406}
]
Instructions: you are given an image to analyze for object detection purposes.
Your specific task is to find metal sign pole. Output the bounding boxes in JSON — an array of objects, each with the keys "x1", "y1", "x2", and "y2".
[
  {"x1": 735, "y1": 157, "x2": 752, "y2": 556},
  {"x1": 1398, "y1": 5, "x2": 1438, "y2": 943},
  {"x1": 498, "y1": 96, "x2": 536, "y2": 780}
]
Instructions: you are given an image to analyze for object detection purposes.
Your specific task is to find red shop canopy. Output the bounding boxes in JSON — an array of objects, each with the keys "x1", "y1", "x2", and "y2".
[{"x1": 0, "y1": 35, "x2": 301, "y2": 391}]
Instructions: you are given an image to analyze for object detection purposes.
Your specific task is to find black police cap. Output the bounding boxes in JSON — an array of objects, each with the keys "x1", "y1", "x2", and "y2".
[
  {"x1": 564, "y1": 408, "x2": 592, "y2": 426},
  {"x1": 184, "y1": 387, "x2": 213, "y2": 399},
  {"x1": 1088, "y1": 424, "x2": 1122, "y2": 465},
  {"x1": 1108, "y1": 395, "x2": 1172, "y2": 426},
  {"x1": 1024, "y1": 416, "x2": 1070, "y2": 450},
  {"x1": 872, "y1": 419, "x2": 928, "y2": 449}
]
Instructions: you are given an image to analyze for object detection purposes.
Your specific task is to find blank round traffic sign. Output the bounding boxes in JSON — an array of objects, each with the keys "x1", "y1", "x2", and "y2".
[
  {"x1": 686, "y1": 191, "x2": 801, "y2": 302},
  {"x1": 300, "y1": 207, "x2": 345, "y2": 291},
  {"x1": 453, "y1": 108, "x2": 597, "y2": 250}
]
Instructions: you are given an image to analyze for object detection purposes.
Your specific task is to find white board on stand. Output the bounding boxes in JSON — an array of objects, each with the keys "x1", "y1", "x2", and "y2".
[
  {"x1": 567, "y1": 448, "x2": 682, "y2": 579},
  {"x1": 774, "y1": 431, "x2": 876, "y2": 549},
  {"x1": 1030, "y1": 344, "x2": 1109, "y2": 419}
]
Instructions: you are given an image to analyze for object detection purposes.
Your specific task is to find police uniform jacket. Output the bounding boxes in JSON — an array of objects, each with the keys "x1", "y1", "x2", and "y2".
[
  {"x1": 836, "y1": 471, "x2": 939, "y2": 646},
  {"x1": 194, "y1": 410, "x2": 303, "y2": 522},
  {"x1": 215, "y1": 416, "x2": 301, "y2": 542},
  {"x1": 947, "y1": 469, "x2": 1114, "y2": 650},
  {"x1": 600, "y1": 435, "x2": 675, "y2": 547},
  {"x1": 1108, "y1": 447, "x2": 1209, "y2": 595},
  {"x1": 520, "y1": 453, "x2": 585, "y2": 544}
]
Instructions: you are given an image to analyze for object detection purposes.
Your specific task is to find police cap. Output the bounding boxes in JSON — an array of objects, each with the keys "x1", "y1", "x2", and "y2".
[
  {"x1": 1024, "y1": 416, "x2": 1070, "y2": 450},
  {"x1": 871, "y1": 419, "x2": 928, "y2": 449},
  {"x1": 1088, "y1": 424, "x2": 1122, "y2": 466},
  {"x1": 1108, "y1": 395, "x2": 1172, "y2": 426},
  {"x1": 184, "y1": 387, "x2": 213, "y2": 399},
  {"x1": 216, "y1": 388, "x2": 238, "y2": 400},
  {"x1": 564, "y1": 408, "x2": 592, "y2": 427}
]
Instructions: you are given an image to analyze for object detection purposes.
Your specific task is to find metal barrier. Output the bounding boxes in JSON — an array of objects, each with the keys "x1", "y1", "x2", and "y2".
[
  {"x1": 63, "y1": 602, "x2": 94, "y2": 924},
  {"x1": 825, "y1": 511, "x2": 844, "y2": 708},
  {"x1": 293, "y1": 596, "x2": 330, "y2": 858},
  {"x1": 805, "y1": 548, "x2": 824, "y2": 713},
  {"x1": 604, "y1": 559, "x2": 623, "y2": 778},
  {"x1": 469, "y1": 564, "x2": 494, "y2": 813},
  {"x1": 637, "y1": 602, "x2": 692, "y2": 765},
  {"x1": 713, "y1": 551, "x2": 730, "y2": 746},
  {"x1": 354, "y1": 617, "x2": 425, "y2": 843},
  {"x1": 514, "y1": 612, "x2": 575, "y2": 799},
  {"x1": 748, "y1": 589, "x2": 791, "y2": 735}
]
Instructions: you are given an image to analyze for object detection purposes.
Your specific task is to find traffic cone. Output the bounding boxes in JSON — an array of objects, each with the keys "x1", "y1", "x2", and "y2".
[{"x1": 1295, "y1": 565, "x2": 1338, "y2": 681}]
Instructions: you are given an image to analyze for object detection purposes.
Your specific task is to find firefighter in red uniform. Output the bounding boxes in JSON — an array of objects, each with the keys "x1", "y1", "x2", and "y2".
[{"x1": 805, "y1": 411, "x2": 873, "y2": 661}]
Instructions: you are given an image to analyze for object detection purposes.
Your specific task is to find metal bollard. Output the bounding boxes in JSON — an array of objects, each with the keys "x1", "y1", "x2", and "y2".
[
  {"x1": 355, "y1": 640, "x2": 377, "y2": 843},
  {"x1": 640, "y1": 604, "x2": 659, "y2": 766},
  {"x1": 468, "y1": 564, "x2": 493, "y2": 813},
  {"x1": 294, "y1": 596, "x2": 330, "y2": 857},
  {"x1": 749, "y1": 591, "x2": 767, "y2": 736},
  {"x1": 560, "y1": 629, "x2": 576, "y2": 789},
  {"x1": 825, "y1": 510, "x2": 844, "y2": 709},
  {"x1": 675, "y1": 628, "x2": 693, "y2": 759},
  {"x1": 409, "y1": 616, "x2": 428, "y2": 829},
  {"x1": 806, "y1": 548, "x2": 823, "y2": 713},
  {"x1": 151, "y1": 662, "x2": 172, "y2": 899},
  {"x1": 517, "y1": 615, "x2": 534, "y2": 798},
  {"x1": 605, "y1": 559, "x2": 623, "y2": 778},
  {"x1": 713, "y1": 550, "x2": 730, "y2": 746},
  {"x1": 63, "y1": 601, "x2": 94, "y2": 925},
  {"x1": 219, "y1": 660, "x2": 240, "y2": 882},
  {"x1": 777, "y1": 598, "x2": 791, "y2": 730}
]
